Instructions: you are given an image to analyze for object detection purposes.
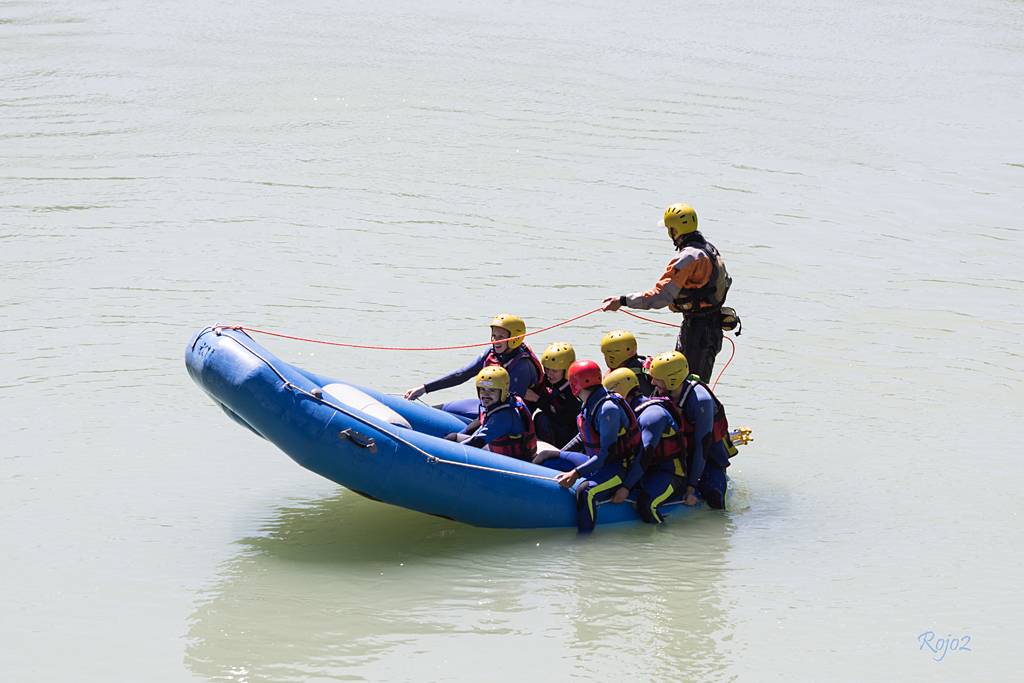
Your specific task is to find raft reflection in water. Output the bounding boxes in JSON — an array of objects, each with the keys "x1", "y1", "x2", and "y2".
[{"x1": 186, "y1": 491, "x2": 737, "y2": 682}]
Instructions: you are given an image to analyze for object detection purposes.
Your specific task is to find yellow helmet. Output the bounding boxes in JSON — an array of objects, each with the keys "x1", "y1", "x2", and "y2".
[
  {"x1": 648, "y1": 351, "x2": 690, "y2": 391},
  {"x1": 490, "y1": 313, "x2": 527, "y2": 350},
  {"x1": 662, "y1": 203, "x2": 698, "y2": 242},
  {"x1": 541, "y1": 342, "x2": 576, "y2": 370},
  {"x1": 600, "y1": 330, "x2": 638, "y2": 369},
  {"x1": 602, "y1": 367, "x2": 639, "y2": 398},
  {"x1": 475, "y1": 365, "x2": 510, "y2": 401}
]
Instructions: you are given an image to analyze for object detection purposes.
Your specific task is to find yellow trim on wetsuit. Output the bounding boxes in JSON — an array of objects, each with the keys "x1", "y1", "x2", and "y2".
[
  {"x1": 585, "y1": 475, "x2": 623, "y2": 522},
  {"x1": 649, "y1": 483, "x2": 676, "y2": 524}
]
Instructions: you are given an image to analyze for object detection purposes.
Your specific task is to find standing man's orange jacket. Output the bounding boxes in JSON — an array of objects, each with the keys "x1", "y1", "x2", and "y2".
[{"x1": 621, "y1": 245, "x2": 716, "y2": 312}]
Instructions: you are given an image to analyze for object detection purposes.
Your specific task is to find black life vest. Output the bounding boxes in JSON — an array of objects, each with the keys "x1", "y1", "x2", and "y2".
[
  {"x1": 478, "y1": 396, "x2": 538, "y2": 461},
  {"x1": 621, "y1": 355, "x2": 654, "y2": 396},
  {"x1": 670, "y1": 233, "x2": 732, "y2": 315},
  {"x1": 633, "y1": 396, "x2": 686, "y2": 464},
  {"x1": 483, "y1": 344, "x2": 545, "y2": 393},
  {"x1": 538, "y1": 378, "x2": 581, "y2": 419},
  {"x1": 675, "y1": 379, "x2": 733, "y2": 462}
]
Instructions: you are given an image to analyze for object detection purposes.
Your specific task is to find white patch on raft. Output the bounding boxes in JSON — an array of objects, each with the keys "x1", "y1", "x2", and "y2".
[{"x1": 321, "y1": 383, "x2": 412, "y2": 429}]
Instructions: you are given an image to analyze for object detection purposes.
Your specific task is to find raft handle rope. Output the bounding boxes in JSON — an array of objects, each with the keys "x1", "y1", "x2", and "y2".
[
  {"x1": 337, "y1": 427, "x2": 378, "y2": 453},
  {"x1": 209, "y1": 327, "x2": 559, "y2": 483}
]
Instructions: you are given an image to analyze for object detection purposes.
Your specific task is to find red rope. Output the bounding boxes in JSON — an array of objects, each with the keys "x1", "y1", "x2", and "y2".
[
  {"x1": 232, "y1": 307, "x2": 605, "y2": 352},
  {"x1": 621, "y1": 309, "x2": 737, "y2": 389},
  {"x1": 619, "y1": 309, "x2": 677, "y2": 328},
  {"x1": 230, "y1": 305, "x2": 739, "y2": 387},
  {"x1": 711, "y1": 335, "x2": 736, "y2": 392}
]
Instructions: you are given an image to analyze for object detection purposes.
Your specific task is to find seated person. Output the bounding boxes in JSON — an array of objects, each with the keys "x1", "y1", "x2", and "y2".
[
  {"x1": 404, "y1": 313, "x2": 544, "y2": 421},
  {"x1": 537, "y1": 360, "x2": 642, "y2": 532},
  {"x1": 524, "y1": 341, "x2": 581, "y2": 449},
  {"x1": 648, "y1": 351, "x2": 736, "y2": 509},
  {"x1": 603, "y1": 368, "x2": 686, "y2": 524},
  {"x1": 600, "y1": 329, "x2": 654, "y2": 396},
  {"x1": 445, "y1": 366, "x2": 537, "y2": 462}
]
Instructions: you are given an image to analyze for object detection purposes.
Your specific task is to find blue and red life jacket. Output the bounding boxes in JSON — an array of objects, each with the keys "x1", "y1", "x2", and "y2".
[
  {"x1": 633, "y1": 396, "x2": 686, "y2": 465},
  {"x1": 478, "y1": 395, "x2": 538, "y2": 461},
  {"x1": 483, "y1": 344, "x2": 545, "y2": 393},
  {"x1": 576, "y1": 392, "x2": 642, "y2": 465},
  {"x1": 675, "y1": 379, "x2": 731, "y2": 459},
  {"x1": 669, "y1": 234, "x2": 732, "y2": 315}
]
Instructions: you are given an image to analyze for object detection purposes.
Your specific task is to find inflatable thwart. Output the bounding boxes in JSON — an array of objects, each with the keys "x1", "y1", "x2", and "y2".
[{"x1": 185, "y1": 325, "x2": 712, "y2": 529}]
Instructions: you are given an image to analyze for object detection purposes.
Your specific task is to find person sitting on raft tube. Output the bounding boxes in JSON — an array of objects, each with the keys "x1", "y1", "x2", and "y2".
[
  {"x1": 404, "y1": 313, "x2": 544, "y2": 421},
  {"x1": 648, "y1": 351, "x2": 737, "y2": 509},
  {"x1": 540, "y1": 360, "x2": 642, "y2": 533},
  {"x1": 600, "y1": 329, "x2": 654, "y2": 396},
  {"x1": 523, "y1": 342, "x2": 582, "y2": 449},
  {"x1": 600, "y1": 203, "x2": 733, "y2": 383},
  {"x1": 603, "y1": 368, "x2": 688, "y2": 523},
  {"x1": 444, "y1": 367, "x2": 538, "y2": 461}
]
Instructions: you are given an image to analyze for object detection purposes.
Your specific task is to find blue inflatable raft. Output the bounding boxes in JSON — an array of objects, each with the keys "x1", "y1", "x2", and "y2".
[{"x1": 185, "y1": 326, "x2": 705, "y2": 529}]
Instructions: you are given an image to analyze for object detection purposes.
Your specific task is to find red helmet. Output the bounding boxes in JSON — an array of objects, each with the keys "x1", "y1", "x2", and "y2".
[{"x1": 567, "y1": 359, "x2": 603, "y2": 397}]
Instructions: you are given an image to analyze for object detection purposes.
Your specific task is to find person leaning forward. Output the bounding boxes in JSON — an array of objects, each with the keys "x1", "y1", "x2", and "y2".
[
  {"x1": 647, "y1": 351, "x2": 736, "y2": 510},
  {"x1": 535, "y1": 360, "x2": 642, "y2": 533},
  {"x1": 601, "y1": 203, "x2": 734, "y2": 383}
]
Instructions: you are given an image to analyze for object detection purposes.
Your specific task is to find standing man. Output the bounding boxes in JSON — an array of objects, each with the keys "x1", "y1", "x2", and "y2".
[{"x1": 601, "y1": 203, "x2": 733, "y2": 383}]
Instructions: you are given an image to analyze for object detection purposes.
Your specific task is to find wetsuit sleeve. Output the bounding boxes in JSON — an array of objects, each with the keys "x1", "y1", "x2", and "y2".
[
  {"x1": 465, "y1": 408, "x2": 519, "y2": 449},
  {"x1": 623, "y1": 249, "x2": 712, "y2": 310},
  {"x1": 575, "y1": 401, "x2": 626, "y2": 478},
  {"x1": 622, "y1": 407, "x2": 670, "y2": 489},
  {"x1": 423, "y1": 350, "x2": 488, "y2": 394},
  {"x1": 506, "y1": 356, "x2": 539, "y2": 397},
  {"x1": 684, "y1": 385, "x2": 715, "y2": 488}
]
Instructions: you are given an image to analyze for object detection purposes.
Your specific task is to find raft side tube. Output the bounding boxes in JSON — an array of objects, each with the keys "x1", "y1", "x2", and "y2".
[{"x1": 186, "y1": 327, "x2": 583, "y2": 527}]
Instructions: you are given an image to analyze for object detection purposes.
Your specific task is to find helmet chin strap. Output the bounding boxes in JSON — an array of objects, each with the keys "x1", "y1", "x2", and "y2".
[{"x1": 674, "y1": 231, "x2": 701, "y2": 251}]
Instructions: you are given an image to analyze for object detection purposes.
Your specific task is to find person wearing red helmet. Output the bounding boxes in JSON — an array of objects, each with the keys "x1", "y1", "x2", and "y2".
[{"x1": 535, "y1": 359, "x2": 642, "y2": 532}]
